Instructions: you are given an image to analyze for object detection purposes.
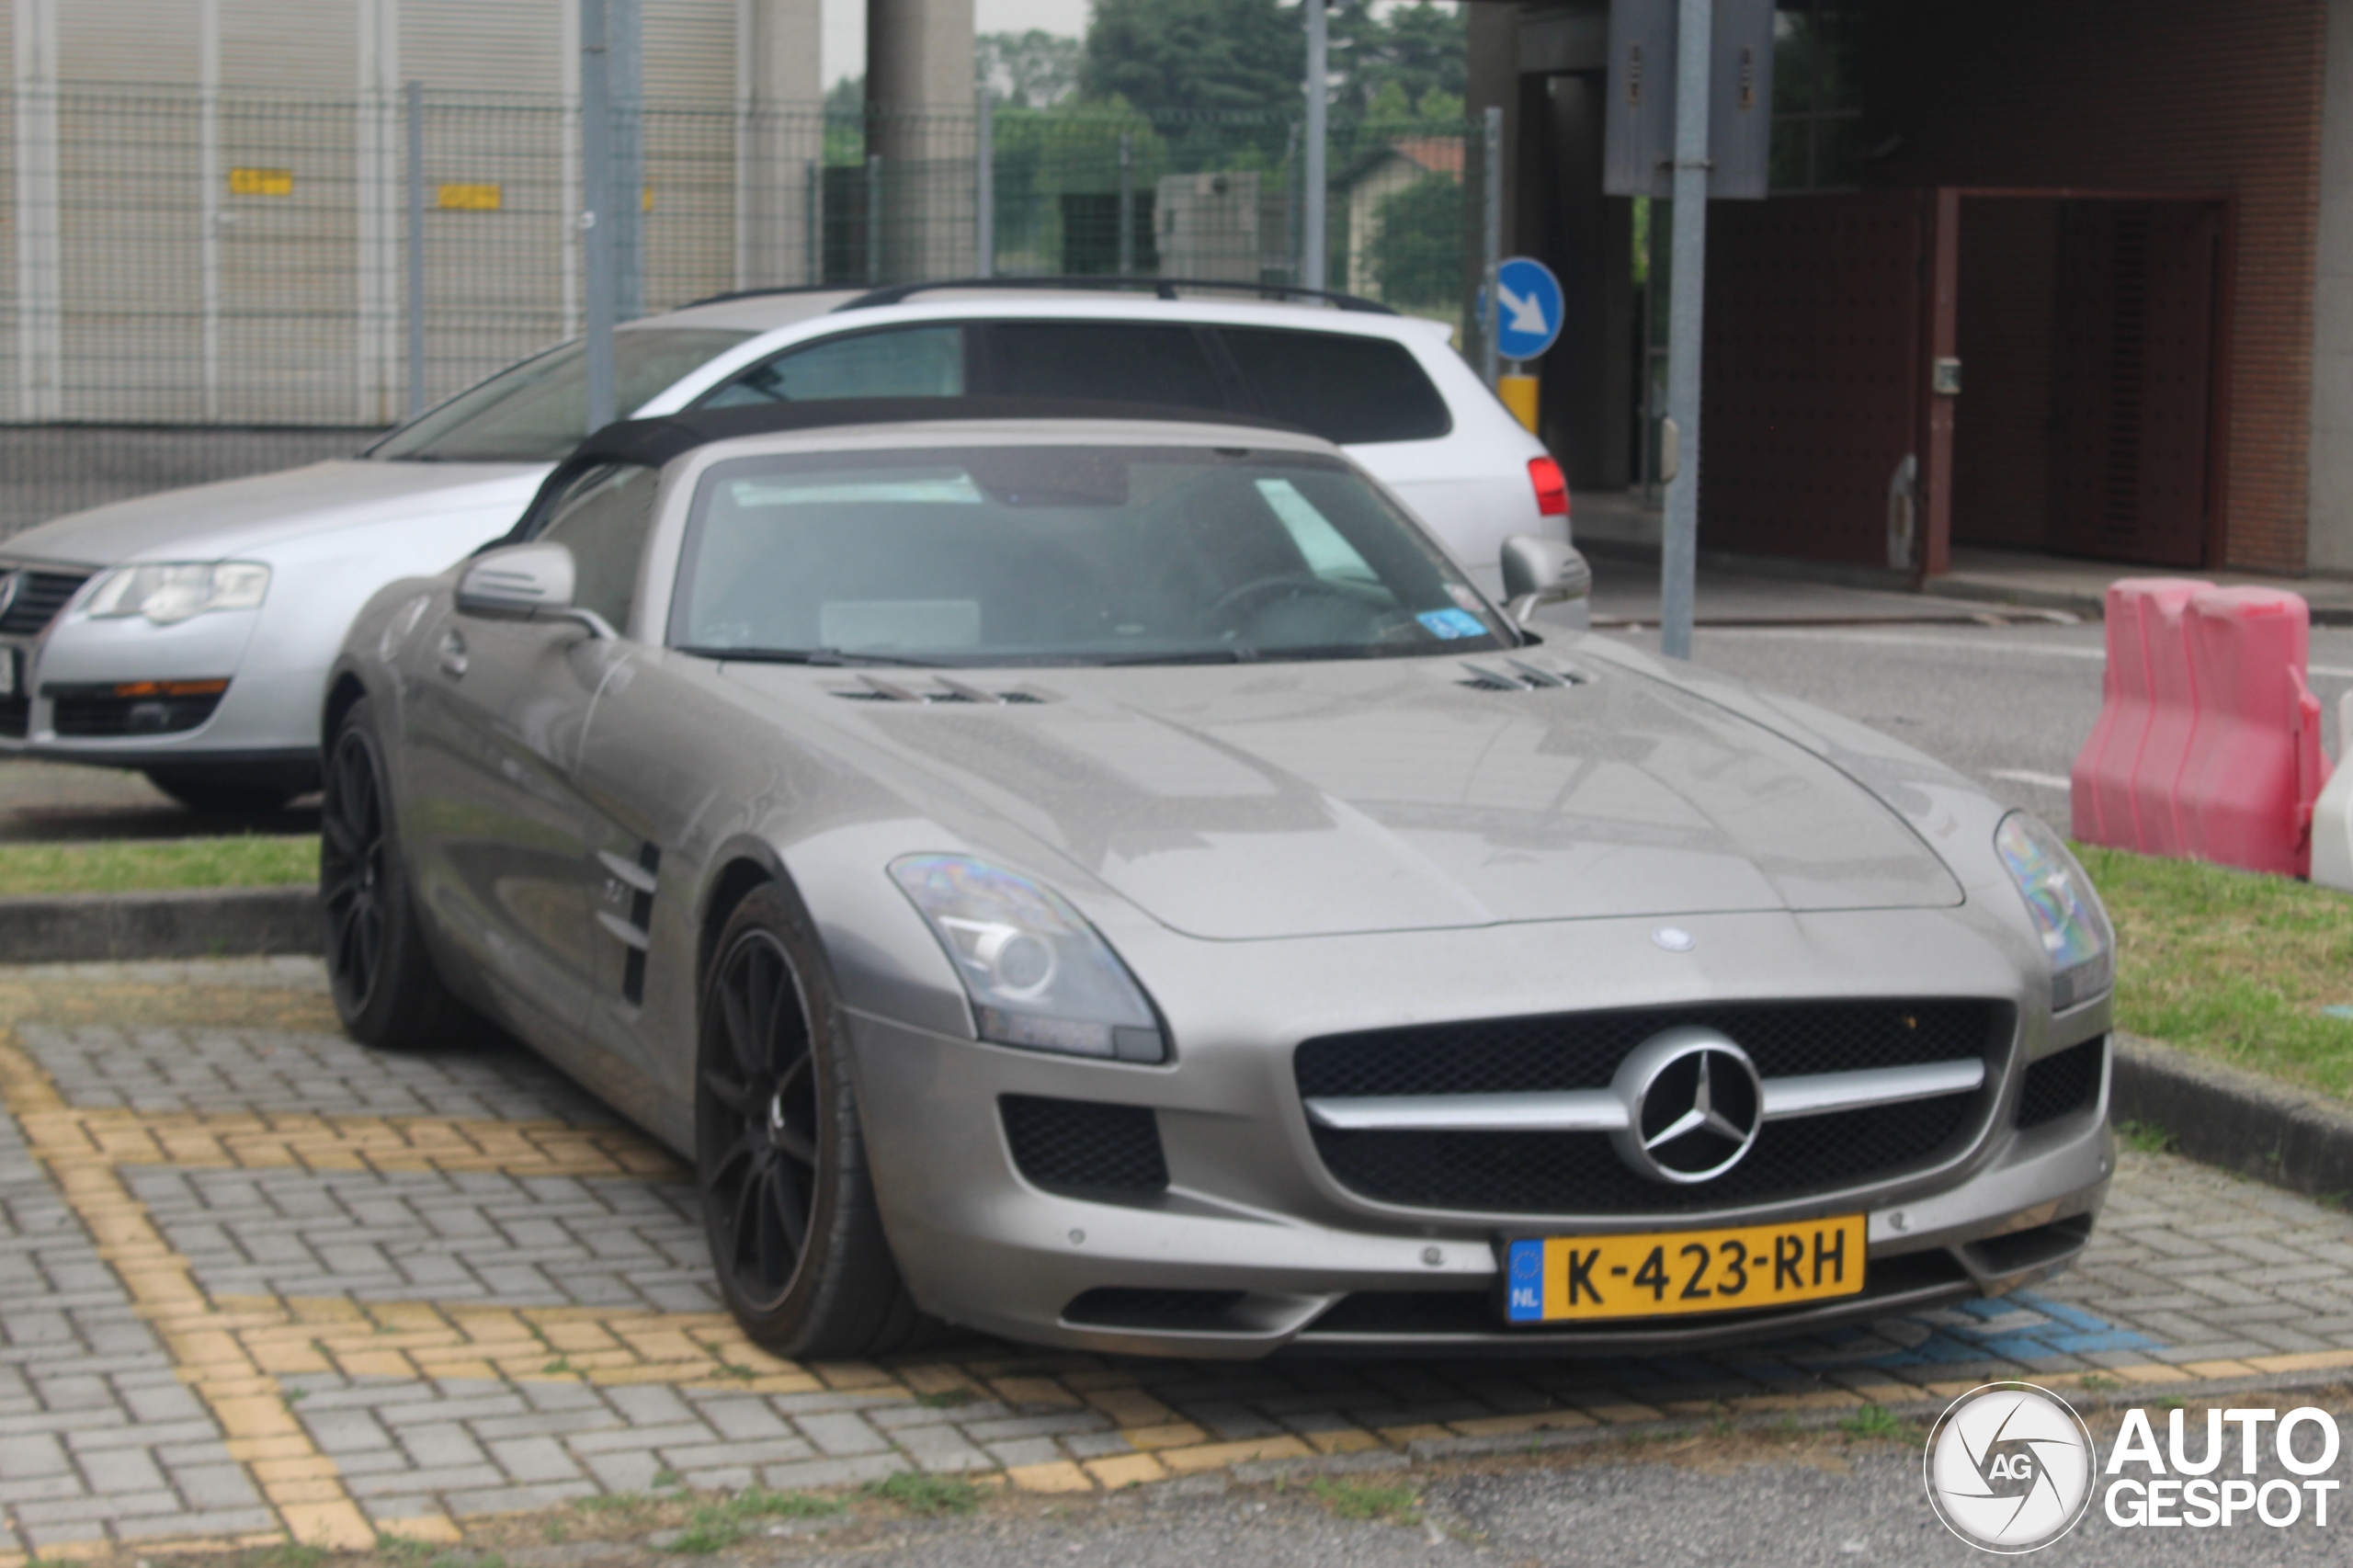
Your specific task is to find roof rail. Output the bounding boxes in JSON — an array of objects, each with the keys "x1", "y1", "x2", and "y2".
[
  {"x1": 831, "y1": 276, "x2": 1399, "y2": 315},
  {"x1": 671, "y1": 281, "x2": 866, "y2": 311}
]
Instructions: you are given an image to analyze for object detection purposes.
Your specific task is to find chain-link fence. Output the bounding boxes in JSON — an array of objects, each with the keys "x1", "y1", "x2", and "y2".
[{"x1": 0, "y1": 85, "x2": 1493, "y2": 537}]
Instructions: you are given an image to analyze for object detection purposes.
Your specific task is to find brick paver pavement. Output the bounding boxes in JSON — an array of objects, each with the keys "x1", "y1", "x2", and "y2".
[{"x1": 5, "y1": 959, "x2": 2352, "y2": 1560}]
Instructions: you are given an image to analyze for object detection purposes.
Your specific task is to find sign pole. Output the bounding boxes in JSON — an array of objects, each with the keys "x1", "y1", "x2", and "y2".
[
  {"x1": 1659, "y1": 0, "x2": 1713, "y2": 662},
  {"x1": 580, "y1": 0, "x2": 616, "y2": 433},
  {"x1": 1303, "y1": 0, "x2": 1327, "y2": 291}
]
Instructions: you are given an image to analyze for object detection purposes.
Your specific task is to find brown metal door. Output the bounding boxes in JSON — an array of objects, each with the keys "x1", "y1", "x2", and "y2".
[
  {"x1": 2048, "y1": 202, "x2": 2218, "y2": 566},
  {"x1": 1701, "y1": 192, "x2": 1925, "y2": 562}
]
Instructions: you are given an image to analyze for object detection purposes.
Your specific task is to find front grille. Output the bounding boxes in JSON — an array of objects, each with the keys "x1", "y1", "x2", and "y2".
[
  {"x1": 1296, "y1": 1000, "x2": 1998, "y2": 1098},
  {"x1": 0, "y1": 570, "x2": 94, "y2": 635},
  {"x1": 47, "y1": 681, "x2": 227, "y2": 737},
  {"x1": 1298, "y1": 1000, "x2": 2005, "y2": 1216},
  {"x1": 1000, "y1": 1095, "x2": 1168, "y2": 1194},
  {"x1": 2017, "y1": 1036, "x2": 2106, "y2": 1129}
]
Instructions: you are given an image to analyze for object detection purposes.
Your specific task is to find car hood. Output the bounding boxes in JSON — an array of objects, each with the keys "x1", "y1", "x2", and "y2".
[
  {"x1": 1, "y1": 459, "x2": 547, "y2": 566},
  {"x1": 725, "y1": 651, "x2": 1965, "y2": 940}
]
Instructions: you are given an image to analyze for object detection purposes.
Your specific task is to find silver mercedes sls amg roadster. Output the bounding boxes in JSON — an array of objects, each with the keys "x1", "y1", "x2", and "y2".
[{"x1": 322, "y1": 396, "x2": 2116, "y2": 1360}]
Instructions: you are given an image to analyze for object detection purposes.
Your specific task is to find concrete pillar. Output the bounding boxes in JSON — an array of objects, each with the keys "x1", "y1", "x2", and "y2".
[
  {"x1": 735, "y1": 0, "x2": 824, "y2": 289},
  {"x1": 866, "y1": 0, "x2": 975, "y2": 281},
  {"x1": 2311, "y1": 0, "x2": 2353, "y2": 571},
  {"x1": 12, "y1": 0, "x2": 61, "y2": 421}
]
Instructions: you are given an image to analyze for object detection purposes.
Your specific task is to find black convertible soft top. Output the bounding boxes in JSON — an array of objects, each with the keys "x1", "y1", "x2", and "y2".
[{"x1": 502, "y1": 395, "x2": 1311, "y2": 544}]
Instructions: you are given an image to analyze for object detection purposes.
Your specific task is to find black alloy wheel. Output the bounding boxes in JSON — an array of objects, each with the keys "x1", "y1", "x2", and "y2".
[
  {"x1": 694, "y1": 883, "x2": 939, "y2": 1357},
  {"x1": 700, "y1": 927, "x2": 823, "y2": 1309},
  {"x1": 320, "y1": 726, "x2": 389, "y2": 1015},
  {"x1": 320, "y1": 697, "x2": 489, "y2": 1052}
]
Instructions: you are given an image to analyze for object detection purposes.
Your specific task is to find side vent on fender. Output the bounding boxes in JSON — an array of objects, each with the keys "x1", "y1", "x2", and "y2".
[{"x1": 594, "y1": 843, "x2": 662, "y2": 1005}]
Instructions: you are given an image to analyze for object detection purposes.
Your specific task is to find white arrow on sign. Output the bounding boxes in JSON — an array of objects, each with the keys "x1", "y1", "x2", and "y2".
[{"x1": 1497, "y1": 279, "x2": 1549, "y2": 336}]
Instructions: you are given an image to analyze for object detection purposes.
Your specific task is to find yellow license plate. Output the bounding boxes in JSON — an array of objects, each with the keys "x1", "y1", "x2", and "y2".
[{"x1": 1504, "y1": 1214, "x2": 1867, "y2": 1324}]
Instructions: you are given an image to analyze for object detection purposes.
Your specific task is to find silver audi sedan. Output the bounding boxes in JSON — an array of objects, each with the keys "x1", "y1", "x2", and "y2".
[{"x1": 324, "y1": 398, "x2": 2116, "y2": 1360}]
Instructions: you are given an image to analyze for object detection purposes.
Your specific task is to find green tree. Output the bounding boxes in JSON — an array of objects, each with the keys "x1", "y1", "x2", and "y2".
[
  {"x1": 1080, "y1": 0, "x2": 1303, "y2": 117},
  {"x1": 978, "y1": 29, "x2": 1082, "y2": 109},
  {"x1": 1368, "y1": 171, "x2": 1463, "y2": 309}
]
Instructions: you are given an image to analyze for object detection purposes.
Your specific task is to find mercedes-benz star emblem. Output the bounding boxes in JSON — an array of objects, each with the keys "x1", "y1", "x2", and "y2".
[{"x1": 1608, "y1": 1026, "x2": 1764, "y2": 1184}]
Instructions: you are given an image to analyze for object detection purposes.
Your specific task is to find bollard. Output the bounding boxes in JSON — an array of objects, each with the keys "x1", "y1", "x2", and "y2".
[{"x1": 2072, "y1": 579, "x2": 2213, "y2": 856}]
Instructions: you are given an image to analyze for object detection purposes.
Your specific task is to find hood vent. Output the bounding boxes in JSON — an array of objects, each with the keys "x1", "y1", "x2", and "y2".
[
  {"x1": 829, "y1": 674, "x2": 1049, "y2": 705},
  {"x1": 1457, "y1": 659, "x2": 1589, "y2": 693}
]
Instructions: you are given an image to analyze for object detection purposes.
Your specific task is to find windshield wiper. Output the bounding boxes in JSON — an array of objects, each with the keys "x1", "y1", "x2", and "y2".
[
  {"x1": 673, "y1": 645, "x2": 946, "y2": 668},
  {"x1": 1085, "y1": 647, "x2": 1254, "y2": 666}
]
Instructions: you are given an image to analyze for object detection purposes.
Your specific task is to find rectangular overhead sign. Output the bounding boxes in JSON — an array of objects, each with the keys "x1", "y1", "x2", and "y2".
[{"x1": 1603, "y1": 0, "x2": 1778, "y2": 200}]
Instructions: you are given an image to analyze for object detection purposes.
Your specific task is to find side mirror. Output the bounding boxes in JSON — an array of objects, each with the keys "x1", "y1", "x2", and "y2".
[
  {"x1": 455, "y1": 542, "x2": 614, "y2": 639},
  {"x1": 1499, "y1": 535, "x2": 1593, "y2": 629}
]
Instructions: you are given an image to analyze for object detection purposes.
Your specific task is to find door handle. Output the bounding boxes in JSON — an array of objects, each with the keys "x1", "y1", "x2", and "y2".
[{"x1": 438, "y1": 629, "x2": 469, "y2": 678}]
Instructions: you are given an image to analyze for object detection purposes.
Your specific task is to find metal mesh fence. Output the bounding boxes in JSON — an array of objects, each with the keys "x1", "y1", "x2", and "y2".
[{"x1": 0, "y1": 86, "x2": 1492, "y2": 538}]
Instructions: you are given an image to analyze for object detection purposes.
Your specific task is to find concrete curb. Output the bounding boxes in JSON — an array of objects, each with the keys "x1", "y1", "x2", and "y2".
[
  {"x1": 0, "y1": 884, "x2": 320, "y2": 964},
  {"x1": 2109, "y1": 1030, "x2": 2353, "y2": 1202}
]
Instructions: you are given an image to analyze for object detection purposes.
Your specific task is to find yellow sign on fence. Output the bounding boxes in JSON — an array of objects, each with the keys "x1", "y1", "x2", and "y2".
[
  {"x1": 228, "y1": 167, "x2": 292, "y2": 197},
  {"x1": 438, "y1": 183, "x2": 504, "y2": 211}
]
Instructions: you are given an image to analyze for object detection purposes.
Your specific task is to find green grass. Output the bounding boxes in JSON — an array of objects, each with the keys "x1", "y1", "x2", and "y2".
[
  {"x1": 1307, "y1": 1477, "x2": 1422, "y2": 1525},
  {"x1": 865, "y1": 1471, "x2": 983, "y2": 1516},
  {"x1": 0, "y1": 834, "x2": 315, "y2": 896},
  {"x1": 2077, "y1": 843, "x2": 2353, "y2": 1100},
  {"x1": 1836, "y1": 1404, "x2": 1915, "y2": 1442},
  {"x1": 669, "y1": 1486, "x2": 841, "y2": 1553}
]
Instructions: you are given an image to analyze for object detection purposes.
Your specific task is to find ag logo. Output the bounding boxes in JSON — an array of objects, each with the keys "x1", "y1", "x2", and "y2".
[{"x1": 1924, "y1": 1382, "x2": 2096, "y2": 1553}]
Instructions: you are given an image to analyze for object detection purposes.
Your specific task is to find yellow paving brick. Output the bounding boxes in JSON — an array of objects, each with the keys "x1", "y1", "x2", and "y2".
[
  {"x1": 1006, "y1": 1461, "x2": 1096, "y2": 1493},
  {"x1": 811, "y1": 1360, "x2": 899, "y2": 1390},
  {"x1": 210, "y1": 1395, "x2": 302, "y2": 1439},
  {"x1": 252, "y1": 1457, "x2": 346, "y2": 1484},
  {"x1": 1733, "y1": 1392, "x2": 1864, "y2": 1414},
  {"x1": 1303, "y1": 1428, "x2": 1388, "y2": 1455},
  {"x1": 335, "y1": 1349, "x2": 419, "y2": 1379},
  {"x1": 1084, "y1": 1453, "x2": 1171, "y2": 1489},
  {"x1": 279, "y1": 1501, "x2": 377, "y2": 1550},
  {"x1": 2179, "y1": 1359, "x2": 2262, "y2": 1379},
  {"x1": 1086, "y1": 1388, "x2": 1175, "y2": 1426},
  {"x1": 266, "y1": 1478, "x2": 358, "y2": 1506},
  {"x1": 898, "y1": 1364, "x2": 981, "y2": 1396},
  {"x1": 542, "y1": 1322, "x2": 623, "y2": 1353},
  {"x1": 994, "y1": 1376, "x2": 1084, "y2": 1408},
  {"x1": 223, "y1": 1436, "x2": 329, "y2": 1463},
  {"x1": 1374, "y1": 1424, "x2": 1454, "y2": 1444},
  {"x1": 619, "y1": 1330, "x2": 706, "y2": 1363},
  {"x1": 2110, "y1": 1363, "x2": 2189, "y2": 1385},
  {"x1": 1154, "y1": 1436, "x2": 1313, "y2": 1473},
  {"x1": 1579, "y1": 1403, "x2": 1665, "y2": 1424},
  {"x1": 2243, "y1": 1348, "x2": 2353, "y2": 1374},
  {"x1": 371, "y1": 1516, "x2": 464, "y2": 1544},
  {"x1": 250, "y1": 1340, "x2": 335, "y2": 1376},
  {"x1": 1448, "y1": 1410, "x2": 1597, "y2": 1438},
  {"x1": 1847, "y1": 1383, "x2": 1923, "y2": 1405},
  {"x1": 1119, "y1": 1423, "x2": 1210, "y2": 1450}
]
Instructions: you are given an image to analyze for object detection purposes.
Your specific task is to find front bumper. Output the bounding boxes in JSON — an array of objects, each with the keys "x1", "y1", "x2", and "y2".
[
  {"x1": 847, "y1": 939, "x2": 2114, "y2": 1359},
  {"x1": 0, "y1": 611, "x2": 320, "y2": 769}
]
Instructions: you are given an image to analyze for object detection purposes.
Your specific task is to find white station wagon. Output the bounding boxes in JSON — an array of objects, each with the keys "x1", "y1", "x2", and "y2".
[{"x1": 0, "y1": 282, "x2": 1576, "y2": 812}]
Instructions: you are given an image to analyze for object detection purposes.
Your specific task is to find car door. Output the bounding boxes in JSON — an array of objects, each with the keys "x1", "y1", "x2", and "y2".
[{"x1": 400, "y1": 462, "x2": 658, "y2": 1048}]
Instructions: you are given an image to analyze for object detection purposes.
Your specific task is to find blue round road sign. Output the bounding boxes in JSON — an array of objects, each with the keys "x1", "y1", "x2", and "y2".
[{"x1": 1495, "y1": 256, "x2": 1563, "y2": 362}]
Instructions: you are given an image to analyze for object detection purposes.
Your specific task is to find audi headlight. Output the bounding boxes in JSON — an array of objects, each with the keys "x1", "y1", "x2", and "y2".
[
  {"x1": 1995, "y1": 812, "x2": 2114, "y2": 1011},
  {"x1": 891, "y1": 855, "x2": 1165, "y2": 1062},
  {"x1": 84, "y1": 562, "x2": 270, "y2": 625}
]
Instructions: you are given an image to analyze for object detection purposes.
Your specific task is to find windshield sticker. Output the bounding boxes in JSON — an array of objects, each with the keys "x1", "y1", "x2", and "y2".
[{"x1": 1417, "y1": 608, "x2": 1487, "y2": 640}]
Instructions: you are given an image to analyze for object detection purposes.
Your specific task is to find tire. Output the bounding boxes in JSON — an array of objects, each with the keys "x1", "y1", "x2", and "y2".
[
  {"x1": 697, "y1": 882, "x2": 939, "y2": 1358},
  {"x1": 146, "y1": 764, "x2": 317, "y2": 815},
  {"x1": 320, "y1": 698, "x2": 490, "y2": 1052}
]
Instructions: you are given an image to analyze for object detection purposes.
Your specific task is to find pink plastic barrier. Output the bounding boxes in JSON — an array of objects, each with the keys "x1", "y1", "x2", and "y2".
[{"x1": 2071, "y1": 578, "x2": 2329, "y2": 877}]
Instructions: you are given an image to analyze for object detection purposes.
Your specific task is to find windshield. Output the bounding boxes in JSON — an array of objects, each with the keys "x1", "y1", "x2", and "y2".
[
  {"x1": 670, "y1": 444, "x2": 1515, "y2": 666},
  {"x1": 369, "y1": 328, "x2": 753, "y2": 462}
]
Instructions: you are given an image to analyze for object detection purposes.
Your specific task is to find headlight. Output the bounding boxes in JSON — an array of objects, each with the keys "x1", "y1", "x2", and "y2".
[
  {"x1": 891, "y1": 854, "x2": 1165, "y2": 1062},
  {"x1": 83, "y1": 562, "x2": 270, "y2": 625},
  {"x1": 1995, "y1": 812, "x2": 2114, "y2": 1011}
]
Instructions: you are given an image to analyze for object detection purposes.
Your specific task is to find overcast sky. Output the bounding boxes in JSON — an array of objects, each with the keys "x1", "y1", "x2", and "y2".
[{"x1": 824, "y1": 0, "x2": 1094, "y2": 85}]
